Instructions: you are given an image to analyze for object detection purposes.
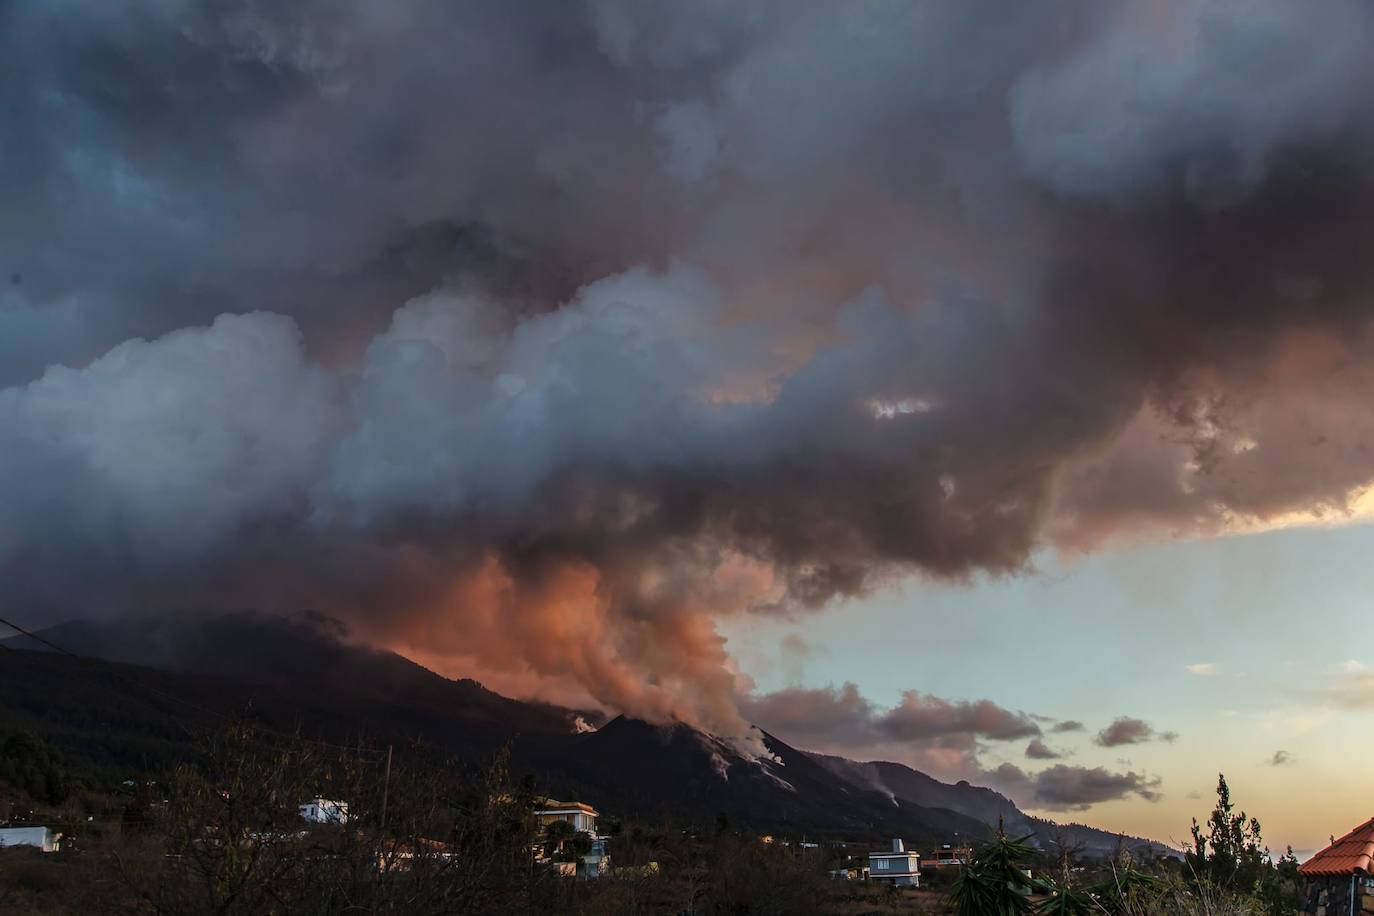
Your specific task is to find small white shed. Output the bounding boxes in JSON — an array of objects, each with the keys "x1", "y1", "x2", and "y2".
[{"x1": 299, "y1": 798, "x2": 349, "y2": 824}]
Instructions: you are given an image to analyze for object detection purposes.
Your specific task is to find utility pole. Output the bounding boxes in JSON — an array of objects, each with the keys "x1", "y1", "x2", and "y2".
[{"x1": 379, "y1": 745, "x2": 393, "y2": 835}]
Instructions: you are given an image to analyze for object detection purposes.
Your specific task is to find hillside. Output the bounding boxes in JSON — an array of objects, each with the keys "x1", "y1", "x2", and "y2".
[
  {"x1": 1, "y1": 613, "x2": 1168, "y2": 852},
  {"x1": 550, "y1": 716, "x2": 989, "y2": 842},
  {"x1": 811, "y1": 754, "x2": 1172, "y2": 858},
  {"x1": 6, "y1": 613, "x2": 585, "y2": 737}
]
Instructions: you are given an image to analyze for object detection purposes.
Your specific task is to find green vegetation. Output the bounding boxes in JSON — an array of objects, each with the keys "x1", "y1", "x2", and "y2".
[
  {"x1": 948, "y1": 830, "x2": 1039, "y2": 915},
  {"x1": 543, "y1": 818, "x2": 594, "y2": 863},
  {"x1": 1185, "y1": 774, "x2": 1302, "y2": 914},
  {"x1": 0, "y1": 729, "x2": 70, "y2": 807},
  {"x1": 941, "y1": 774, "x2": 1303, "y2": 916}
]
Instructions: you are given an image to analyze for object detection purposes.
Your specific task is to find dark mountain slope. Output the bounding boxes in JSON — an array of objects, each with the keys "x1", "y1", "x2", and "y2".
[
  {"x1": 811, "y1": 753, "x2": 1173, "y2": 857},
  {"x1": 0, "y1": 646, "x2": 988, "y2": 843},
  {"x1": 540, "y1": 716, "x2": 990, "y2": 842},
  {"x1": 813, "y1": 754, "x2": 1020, "y2": 826},
  {"x1": 5, "y1": 612, "x2": 584, "y2": 737},
  {"x1": 2, "y1": 613, "x2": 1169, "y2": 852},
  {"x1": 0, "y1": 646, "x2": 543, "y2": 783}
]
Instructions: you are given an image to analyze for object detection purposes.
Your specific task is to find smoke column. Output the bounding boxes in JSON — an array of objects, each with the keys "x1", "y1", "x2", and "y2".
[{"x1": 6, "y1": 0, "x2": 1374, "y2": 730}]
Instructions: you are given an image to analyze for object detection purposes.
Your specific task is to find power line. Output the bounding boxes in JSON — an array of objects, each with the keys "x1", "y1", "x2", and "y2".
[{"x1": 0, "y1": 615, "x2": 389, "y2": 758}]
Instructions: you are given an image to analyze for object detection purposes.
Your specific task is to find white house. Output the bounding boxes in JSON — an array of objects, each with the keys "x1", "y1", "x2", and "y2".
[
  {"x1": 299, "y1": 798, "x2": 349, "y2": 824},
  {"x1": 534, "y1": 800, "x2": 609, "y2": 878},
  {"x1": 0, "y1": 826, "x2": 63, "y2": 853},
  {"x1": 869, "y1": 838, "x2": 920, "y2": 887},
  {"x1": 534, "y1": 800, "x2": 598, "y2": 835}
]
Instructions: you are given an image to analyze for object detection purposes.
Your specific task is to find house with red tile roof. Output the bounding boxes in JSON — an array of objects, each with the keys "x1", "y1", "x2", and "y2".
[{"x1": 1298, "y1": 817, "x2": 1374, "y2": 915}]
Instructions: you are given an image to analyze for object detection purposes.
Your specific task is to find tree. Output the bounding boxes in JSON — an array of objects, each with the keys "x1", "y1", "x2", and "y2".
[
  {"x1": 127, "y1": 723, "x2": 562, "y2": 915},
  {"x1": 543, "y1": 818, "x2": 576, "y2": 859},
  {"x1": 1184, "y1": 773, "x2": 1300, "y2": 914},
  {"x1": 565, "y1": 830, "x2": 593, "y2": 861},
  {"x1": 1187, "y1": 773, "x2": 1269, "y2": 891},
  {"x1": 0, "y1": 730, "x2": 70, "y2": 806}
]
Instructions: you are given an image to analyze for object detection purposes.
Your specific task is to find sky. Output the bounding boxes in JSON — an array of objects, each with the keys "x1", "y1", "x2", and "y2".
[
  {"x1": 725, "y1": 520, "x2": 1374, "y2": 854},
  {"x1": 6, "y1": 0, "x2": 1374, "y2": 854}
]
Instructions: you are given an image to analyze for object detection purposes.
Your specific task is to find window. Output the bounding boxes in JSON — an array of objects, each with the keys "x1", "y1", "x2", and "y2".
[{"x1": 873, "y1": 859, "x2": 888, "y2": 870}]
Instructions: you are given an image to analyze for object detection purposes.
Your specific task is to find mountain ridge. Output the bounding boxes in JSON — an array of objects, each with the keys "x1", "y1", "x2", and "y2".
[
  {"x1": 2, "y1": 612, "x2": 1170, "y2": 854},
  {"x1": 810, "y1": 753, "x2": 1169, "y2": 857}
]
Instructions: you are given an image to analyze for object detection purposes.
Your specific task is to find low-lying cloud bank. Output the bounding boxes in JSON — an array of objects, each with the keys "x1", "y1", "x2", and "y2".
[
  {"x1": 741, "y1": 682, "x2": 1039, "y2": 774},
  {"x1": 989, "y1": 763, "x2": 1164, "y2": 812},
  {"x1": 742, "y1": 681, "x2": 1169, "y2": 810}
]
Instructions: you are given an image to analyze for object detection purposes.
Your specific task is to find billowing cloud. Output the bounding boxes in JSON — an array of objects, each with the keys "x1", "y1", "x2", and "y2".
[
  {"x1": 1095, "y1": 717, "x2": 1177, "y2": 747},
  {"x1": 7, "y1": 1, "x2": 1374, "y2": 733},
  {"x1": 1051, "y1": 720, "x2": 1085, "y2": 734},
  {"x1": 0, "y1": 312, "x2": 341, "y2": 567}
]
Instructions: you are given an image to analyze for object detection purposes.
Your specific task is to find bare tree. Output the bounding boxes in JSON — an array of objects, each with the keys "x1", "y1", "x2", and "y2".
[{"x1": 124, "y1": 723, "x2": 560, "y2": 915}]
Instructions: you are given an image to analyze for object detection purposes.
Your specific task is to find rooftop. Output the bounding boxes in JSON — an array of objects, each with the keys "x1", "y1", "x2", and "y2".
[
  {"x1": 1300, "y1": 817, "x2": 1374, "y2": 876},
  {"x1": 534, "y1": 799, "x2": 599, "y2": 817}
]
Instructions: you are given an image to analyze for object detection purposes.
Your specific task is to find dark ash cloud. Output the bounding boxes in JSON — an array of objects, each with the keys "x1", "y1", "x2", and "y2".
[
  {"x1": 6, "y1": 1, "x2": 1374, "y2": 731},
  {"x1": 1052, "y1": 720, "x2": 1086, "y2": 734},
  {"x1": 1267, "y1": 750, "x2": 1294, "y2": 767}
]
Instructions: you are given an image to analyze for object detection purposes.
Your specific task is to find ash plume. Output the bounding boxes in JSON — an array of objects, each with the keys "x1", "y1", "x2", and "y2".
[{"x1": 6, "y1": 0, "x2": 1374, "y2": 734}]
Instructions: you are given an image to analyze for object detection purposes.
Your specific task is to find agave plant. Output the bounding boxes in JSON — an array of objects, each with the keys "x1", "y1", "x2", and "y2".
[
  {"x1": 1035, "y1": 881, "x2": 1098, "y2": 916},
  {"x1": 947, "y1": 830, "x2": 1042, "y2": 916},
  {"x1": 1091, "y1": 860, "x2": 1165, "y2": 914}
]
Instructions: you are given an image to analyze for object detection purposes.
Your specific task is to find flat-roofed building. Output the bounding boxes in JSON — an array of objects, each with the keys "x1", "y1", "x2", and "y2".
[
  {"x1": 869, "y1": 838, "x2": 920, "y2": 887},
  {"x1": 534, "y1": 799, "x2": 599, "y2": 834}
]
